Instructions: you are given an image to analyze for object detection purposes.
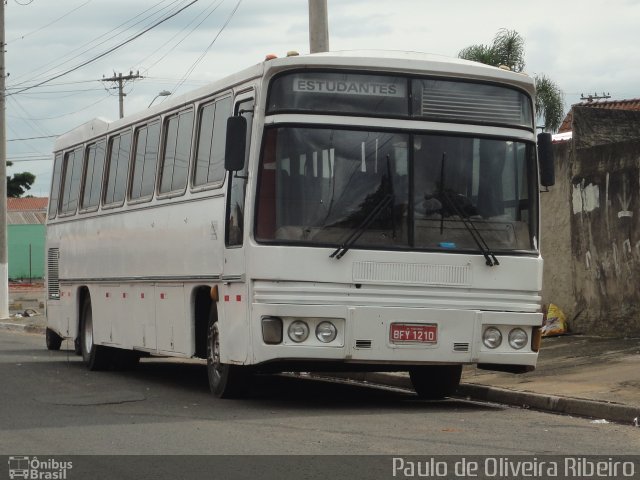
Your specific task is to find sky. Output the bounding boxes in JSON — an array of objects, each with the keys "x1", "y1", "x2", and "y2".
[{"x1": 5, "y1": 0, "x2": 640, "y2": 196}]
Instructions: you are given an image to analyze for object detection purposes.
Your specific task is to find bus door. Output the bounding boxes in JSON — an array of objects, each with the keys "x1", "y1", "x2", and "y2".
[{"x1": 221, "y1": 94, "x2": 254, "y2": 363}]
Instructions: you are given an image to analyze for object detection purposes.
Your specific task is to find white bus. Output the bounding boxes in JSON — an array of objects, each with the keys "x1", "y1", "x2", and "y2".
[{"x1": 45, "y1": 50, "x2": 555, "y2": 399}]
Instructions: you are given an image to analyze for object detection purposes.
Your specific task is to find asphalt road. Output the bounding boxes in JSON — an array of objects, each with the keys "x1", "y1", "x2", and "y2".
[{"x1": 1, "y1": 329, "x2": 638, "y2": 458}]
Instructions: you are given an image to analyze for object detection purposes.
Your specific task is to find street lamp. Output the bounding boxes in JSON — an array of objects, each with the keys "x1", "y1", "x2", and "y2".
[{"x1": 148, "y1": 90, "x2": 171, "y2": 108}]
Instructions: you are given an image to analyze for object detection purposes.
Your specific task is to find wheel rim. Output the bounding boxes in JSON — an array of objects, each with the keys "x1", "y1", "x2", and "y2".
[{"x1": 83, "y1": 307, "x2": 93, "y2": 354}]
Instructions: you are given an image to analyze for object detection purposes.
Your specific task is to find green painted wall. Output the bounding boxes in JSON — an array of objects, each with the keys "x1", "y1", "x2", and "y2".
[{"x1": 8, "y1": 225, "x2": 45, "y2": 280}]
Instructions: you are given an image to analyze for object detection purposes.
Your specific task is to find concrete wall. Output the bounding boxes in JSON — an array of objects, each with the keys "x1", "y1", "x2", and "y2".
[
  {"x1": 542, "y1": 107, "x2": 640, "y2": 334},
  {"x1": 8, "y1": 224, "x2": 45, "y2": 280},
  {"x1": 540, "y1": 141, "x2": 576, "y2": 321},
  {"x1": 569, "y1": 107, "x2": 640, "y2": 335}
]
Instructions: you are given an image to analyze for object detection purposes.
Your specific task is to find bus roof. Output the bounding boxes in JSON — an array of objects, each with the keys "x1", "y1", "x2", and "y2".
[{"x1": 54, "y1": 50, "x2": 535, "y2": 152}]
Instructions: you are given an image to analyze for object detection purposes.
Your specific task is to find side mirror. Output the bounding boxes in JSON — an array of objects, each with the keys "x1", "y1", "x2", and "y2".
[
  {"x1": 537, "y1": 132, "x2": 555, "y2": 187},
  {"x1": 225, "y1": 116, "x2": 247, "y2": 171}
]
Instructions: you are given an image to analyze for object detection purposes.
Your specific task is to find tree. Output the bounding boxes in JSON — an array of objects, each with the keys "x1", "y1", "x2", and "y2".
[
  {"x1": 458, "y1": 28, "x2": 564, "y2": 132},
  {"x1": 7, "y1": 161, "x2": 36, "y2": 197}
]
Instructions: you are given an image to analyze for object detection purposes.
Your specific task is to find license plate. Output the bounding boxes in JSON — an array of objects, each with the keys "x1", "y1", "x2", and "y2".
[{"x1": 390, "y1": 323, "x2": 438, "y2": 344}]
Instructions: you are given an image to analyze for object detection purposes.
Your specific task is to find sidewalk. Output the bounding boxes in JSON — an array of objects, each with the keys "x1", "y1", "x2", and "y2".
[
  {"x1": 2, "y1": 286, "x2": 639, "y2": 425},
  {"x1": 344, "y1": 334, "x2": 640, "y2": 425}
]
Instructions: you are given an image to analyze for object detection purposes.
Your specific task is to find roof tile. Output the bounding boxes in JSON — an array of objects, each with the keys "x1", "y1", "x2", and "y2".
[{"x1": 7, "y1": 197, "x2": 48, "y2": 212}]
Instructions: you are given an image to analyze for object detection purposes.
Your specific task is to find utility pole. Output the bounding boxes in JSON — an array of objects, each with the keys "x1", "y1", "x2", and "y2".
[
  {"x1": 102, "y1": 71, "x2": 143, "y2": 119},
  {"x1": 0, "y1": 0, "x2": 9, "y2": 319},
  {"x1": 580, "y1": 92, "x2": 611, "y2": 103},
  {"x1": 308, "y1": 0, "x2": 329, "y2": 53}
]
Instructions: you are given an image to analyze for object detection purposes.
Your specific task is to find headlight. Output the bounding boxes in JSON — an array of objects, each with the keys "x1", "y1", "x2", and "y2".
[
  {"x1": 315, "y1": 321, "x2": 337, "y2": 343},
  {"x1": 287, "y1": 320, "x2": 309, "y2": 343},
  {"x1": 508, "y1": 328, "x2": 528, "y2": 350},
  {"x1": 483, "y1": 327, "x2": 502, "y2": 349}
]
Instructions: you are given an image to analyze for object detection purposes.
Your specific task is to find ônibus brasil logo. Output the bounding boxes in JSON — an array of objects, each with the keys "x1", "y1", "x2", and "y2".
[{"x1": 8, "y1": 456, "x2": 72, "y2": 480}]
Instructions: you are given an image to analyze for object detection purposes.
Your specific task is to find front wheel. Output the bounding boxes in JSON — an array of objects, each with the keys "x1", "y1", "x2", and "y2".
[
  {"x1": 409, "y1": 365, "x2": 462, "y2": 400},
  {"x1": 45, "y1": 328, "x2": 63, "y2": 351},
  {"x1": 80, "y1": 297, "x2": 112, "y2": 371},
  {"x1": 207, "y1": 319, "x2": 250, "y2": 398}
]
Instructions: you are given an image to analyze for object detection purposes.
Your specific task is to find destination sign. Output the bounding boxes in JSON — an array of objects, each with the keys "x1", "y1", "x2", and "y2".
[{"x1": 293, "y1": 77, "x2": 406, "y2": 98}]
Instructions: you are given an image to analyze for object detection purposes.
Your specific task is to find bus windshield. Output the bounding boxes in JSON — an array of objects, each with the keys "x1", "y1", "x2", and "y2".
[{"x1": 255, "y1": 126, "x2": 538, "y2": 254}]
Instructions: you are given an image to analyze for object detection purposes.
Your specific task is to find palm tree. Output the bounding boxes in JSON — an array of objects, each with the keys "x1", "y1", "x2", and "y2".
[{"x1": 458, "y1": 29, "x2": 564, "y2": 132}]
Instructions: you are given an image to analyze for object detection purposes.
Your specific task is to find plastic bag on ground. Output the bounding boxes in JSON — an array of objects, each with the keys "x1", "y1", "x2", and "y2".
[{"x1": 541, "y1": 303, "x2": 568, "y2": 337}]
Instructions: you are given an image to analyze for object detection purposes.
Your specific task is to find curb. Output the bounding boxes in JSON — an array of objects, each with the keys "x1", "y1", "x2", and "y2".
[
  {"x1": 323, "y1": 372, "x2": 640, "y2": 425},
  {"x1": 0, "y1": 320, "x2": 45, "y2": 334},
  {"x1": 456, "y1": 383, "x2": 640, "y2": 425}
]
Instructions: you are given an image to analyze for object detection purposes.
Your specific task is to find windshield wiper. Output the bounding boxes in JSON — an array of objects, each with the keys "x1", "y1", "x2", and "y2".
[
  {"x1": 330, "y1": 193, "x2": 394, "y2": 260},
  {"x1": 441, "y1": 192, "x2": 499, "y2": 266},
  {"x1": 439, "y1": 153, "x2": 499, "y2": 267},
  {"x1": 331, "y1": 155, "x2": 395, "y2": 260}
]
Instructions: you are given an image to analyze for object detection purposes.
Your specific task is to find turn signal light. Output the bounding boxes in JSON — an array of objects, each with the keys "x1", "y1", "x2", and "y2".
[
  {"x1": 262, "y1": 316, "x2": 283, "y2": 344},
  {"x1": 531, "y1": 326, "x2": 542, "y2": 352}
]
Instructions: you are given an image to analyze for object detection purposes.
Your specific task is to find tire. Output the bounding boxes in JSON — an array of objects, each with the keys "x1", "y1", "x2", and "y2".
[
  {"x1": 73, "y1": 337, "x2": 82, "y2": 356},
  {"x1": 80, "y1": 297, "x2": 112, "y2": 371},
  {"x1": 207, "y1": 317, "x2": 250, "y2": 398},
  {"x1": 409, "y1": 365, "x2": 462, "y2": 400},
  {"x1": 45, "y1": 328, "x2": 63, "y2": 351}
]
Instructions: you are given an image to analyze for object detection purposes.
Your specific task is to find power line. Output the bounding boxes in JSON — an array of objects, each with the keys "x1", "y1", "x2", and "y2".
[
  {"x1": 8, "y1": 134, "x2": 59, "y2": 142},
  {"x1": 7, "y1": 159, "x2": 52, "y2": 163},
  {"x1": 137, "y1": 0, "x2": 225, "y2": 74},
  {"x1": 144, "y1": 76, "x2": 209, "y2": 86},
  {"x1": 6, "y1": 79, "x2": 103, "y2": 91},
  {"x1": 170, "y1": 0, "x2": 241, "y2": 95},
  {"x1": 7, "y1": 0, "x2": 93, "y2": 44},
  {"x1": 5, "y1": 122, "x2": 43, "y2": 156},
  {"x1": 10, "y1": 93, "x2": 111, "y2": 121},
  {"x1": 6, "y1": 0, "x2": 199, "y2": 96},
  {"x1": 7, "y1": 152, "x2": 49, "y2": 158},
  {"x1": 8, "y1": 0, "x2": 182, "y2": 86},
  {"x1": 7, "y1": 96, "x2": 54, "y2": 137},
  {"x1": 7, "y1": 0, "x2": 200, "y2": 96},
  {"x1": 15, "y1": 88, "x2": 106, "y2": 100}
]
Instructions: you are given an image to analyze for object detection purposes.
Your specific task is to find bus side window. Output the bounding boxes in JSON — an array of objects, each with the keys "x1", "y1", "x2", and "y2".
[
  {"x1": 59, "y1": 147, "x2": 83, "y2": 215},
  {"x1": 48, "y1": 153, "x2": 63, "y2": 219},
  {"x1": 194, "y1": 96, "x2": 232, "y2": 188},
  {"x1": 104, "y1": 131, "x2": 132, "y2": 206},
  {"x1": 160, "y1": 109, "x2": 194, "y2": 195},
  {"x1": 130, "y1": 121, "x2": 160, "y2": 200},
  {"x1": 81, "y1": 139, "x2": 106, "y2": 210}
]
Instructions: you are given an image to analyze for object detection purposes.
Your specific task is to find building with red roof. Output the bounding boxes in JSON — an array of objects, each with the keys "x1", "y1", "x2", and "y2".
[{"x1": 553, "y1": 98, "x2": 640, "y2": 142}]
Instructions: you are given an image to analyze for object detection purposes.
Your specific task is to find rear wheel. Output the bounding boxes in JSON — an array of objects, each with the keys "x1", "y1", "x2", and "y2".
[
  {"x1": 409, "y1": 365, "x2": 462, "y2": 400},
  {"x1": 45, "y1": 328, "x2": 62, "y2": 351},
  {"x1": 80, "y1": 297, "x2": 112, "y2": 371},
  {"x1": 207, "y1": 318, "x2": 250, "y2": 398}
]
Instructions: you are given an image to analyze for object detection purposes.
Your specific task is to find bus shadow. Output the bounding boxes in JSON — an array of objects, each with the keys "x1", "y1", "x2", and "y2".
[
  {"x1": 246, "y1": 374, "x2": 499, "y2": 412},
  {"x1": 41, "y1": 351, "x2": 501, "y2": 413}
]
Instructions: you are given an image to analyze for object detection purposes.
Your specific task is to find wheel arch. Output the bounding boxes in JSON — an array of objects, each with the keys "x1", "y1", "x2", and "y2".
[
  {"x1": 76, "y1": 286, "x2": 91, "y2": 339},
  {"x1": 193, "y1": 285, "x2": 219, "y2": 359}
]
